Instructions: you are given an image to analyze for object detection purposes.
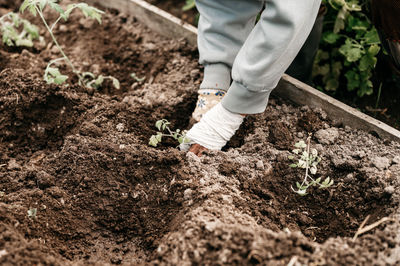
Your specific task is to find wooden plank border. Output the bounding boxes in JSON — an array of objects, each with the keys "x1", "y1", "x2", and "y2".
[{"x1": 87, "y1": 0, "x2": 400, "y2": 142}]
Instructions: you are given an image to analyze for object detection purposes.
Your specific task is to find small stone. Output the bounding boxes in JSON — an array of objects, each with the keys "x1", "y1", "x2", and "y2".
[
  {"x1": 91, "y1": 64, "x2": 101, "y2": 74},
  {"x1": 79, "y1": 18, "x2": 94, "y2": 29},
  {"x1": 190, "y1": 69, "x2": 200, "y2": 78},
  {"x1": 256, "y1": 160, "x2": 264, "y2": 170},
  {"x1": 183, "y1": 189, "x2": 193, "y2": 200},
  {"x1": 314, "y1": 144, "x2": 324, "y2": 153},
  {"x1": 281, "y1": 104, "x2": 289, "y2": 113},
  {"x1": 7, "y1": 159, "x2": 21, "y2": 170},
  {"x1": 314, "y1": 128, "x2": 339, "y2": 145},
  {"x1": 50, "y1": 45, "x2": 59, "y2": 54},
  {"x1": 59, "y1": 25, "x2": 68, "y2": 32},
  {"x1": 36, "y1": 171, "x2": 55, "y2": 189},
  {"x1": 355, "y1": 150, "x2": 366, "y2": 159},
  {"x1": 372, "y1": 156, "x2": 391, "y2": 170},
  {"x1": 344, "y1": 173, "x2": 354, "y2": 183},
  {"x1": 297, "y1": 132, "x2": 304, "y2": 138},
  {"x1": 300, "y1": 106, "x2": 310, "y2": 112},
  {"x1": 186, "y1": 152, "x2": 201, "y2": 163},
  {"x1": 344, "y1": 126, "x2": 352, "y2": 132},
  {"x1": 384, "y1": 186, "x2": 395, "y2": 195},
  {"x1": 79, "y1": 122, "x2": 102, "y2": 137},
  {"x1": 393, "y1": 156, "x2": 400, "y2": 164},
  {"x1": 116, "y1": 123, "x2": 125, "y2": 132},
  {"x1": 143, "y1": 42, "x2": 157, "y2": 50}
]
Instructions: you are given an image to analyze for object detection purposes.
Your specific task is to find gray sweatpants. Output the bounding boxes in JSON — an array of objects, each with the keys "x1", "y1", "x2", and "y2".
[{"x1": 197, "y1": 0, "x2": 321, "y2": 114}]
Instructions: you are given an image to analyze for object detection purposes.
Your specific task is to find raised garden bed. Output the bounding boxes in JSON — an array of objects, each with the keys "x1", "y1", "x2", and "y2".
[{"x1": 0, "y1": 0, "x2": 399, "y2": 265}]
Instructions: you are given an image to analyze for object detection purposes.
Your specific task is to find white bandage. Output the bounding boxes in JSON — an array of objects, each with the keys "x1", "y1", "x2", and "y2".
[{"x1": 181, "y1": 102, "x2": 244, "y2": 151}]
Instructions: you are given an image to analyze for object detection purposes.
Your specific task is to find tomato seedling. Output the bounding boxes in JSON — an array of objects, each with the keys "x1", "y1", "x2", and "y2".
[
  {"x1": 0, "y1": 12, "x2": 40, "y2": 47},
  {"x1": 149, "y1": 119, "x2": 190, "y2": 147},
  {"x1": 20, "y1": 0, "x2": 120, "y2": 89},
  {"x1": 288, "y1": 136, "x2": 334, "y2": 195}
]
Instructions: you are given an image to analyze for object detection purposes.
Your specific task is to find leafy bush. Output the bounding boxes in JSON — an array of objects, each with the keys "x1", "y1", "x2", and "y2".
[{"x1": 313, "y1": 0, "x2": 381, "y2": 97}]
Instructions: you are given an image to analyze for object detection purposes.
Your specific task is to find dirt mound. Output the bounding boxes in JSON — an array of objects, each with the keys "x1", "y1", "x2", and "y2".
[{"x1": 0, "y1": 0, "x2": 399, "y2": 265}]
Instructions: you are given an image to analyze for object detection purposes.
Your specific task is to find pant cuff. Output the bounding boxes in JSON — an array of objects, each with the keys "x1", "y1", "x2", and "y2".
[
  {"x1": 200, "y1": 63, "x2": 231, "y2": 91},
  {"x1": 222, "y1": 81, "x2": 271, "y2": 114}
]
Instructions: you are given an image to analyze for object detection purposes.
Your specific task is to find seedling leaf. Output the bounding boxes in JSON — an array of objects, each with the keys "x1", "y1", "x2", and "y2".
[
  {"x1": 155, "y1": 120, "x2": 163, "y2": 131},
  {"x1": 149, "y1": 135, "x2": 158, "y2": 147},
  {"x1": 112, "y1": 77, "x2": 120, "y2": 89}
]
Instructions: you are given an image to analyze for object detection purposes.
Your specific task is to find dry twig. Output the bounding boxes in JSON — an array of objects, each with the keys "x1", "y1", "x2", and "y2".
[{"x1": 352, "y1": 215, "x2": 395, "y2": 241}]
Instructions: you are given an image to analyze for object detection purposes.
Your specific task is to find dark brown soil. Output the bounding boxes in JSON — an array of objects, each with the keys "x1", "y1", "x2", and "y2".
[{"x1": 0, "y1": 1, "x2": 399, "y2": 265}]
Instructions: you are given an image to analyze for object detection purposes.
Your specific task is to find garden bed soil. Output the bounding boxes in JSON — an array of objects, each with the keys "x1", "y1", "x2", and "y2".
[
  {"x1": 1, "y1": 1, "x2": 400, "y2": 265},
  {"x1": 145, "y1": 0, "x2": 400, "y2": 131}
]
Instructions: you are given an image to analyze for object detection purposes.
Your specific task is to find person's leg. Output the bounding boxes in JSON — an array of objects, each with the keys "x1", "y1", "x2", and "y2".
[
  {"x1": 286, "y1": 4, "x2": 326, "y2": 85},
  {"x1": 185, "y1": 0, "x2": 321, "y2": 155},
  {"x1": 192, "y1": 0, "x2": 263, "y2": 121},
  {"x1": 222, "y1": 0, "x2": 322, "y2": 114}
]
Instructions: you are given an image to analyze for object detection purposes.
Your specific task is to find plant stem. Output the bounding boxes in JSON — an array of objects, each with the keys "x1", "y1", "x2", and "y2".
[
  {"x1": 0, "y1": 13, "x2": 10, "y2": 23},
  {"x1": 35, "y1": 6, "x2": 81, "y2": 80},
  {"x1": 375, "y1": 82, "x2": 383, "y2": 109},
  {"x1": 300, "y1": 136, "x2": 312, "y2": 188}
]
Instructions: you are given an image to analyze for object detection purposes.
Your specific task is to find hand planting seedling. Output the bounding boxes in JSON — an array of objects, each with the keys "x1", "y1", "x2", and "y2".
[
  {"x1": 149, "y1": 119, "x2": 190, "y2": 147},
  {"x1": 0, "y1": 12, "x2": 40, "y2": 47},
  {"x1": 20, "y1": 0, "x2": 120, "y2": 89},
  {"x1": 288, "y1": 136, "x2": 333, "y2": 195}
]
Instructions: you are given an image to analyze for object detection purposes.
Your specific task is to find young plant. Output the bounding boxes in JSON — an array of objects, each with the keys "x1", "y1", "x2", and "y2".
[
  {"x1": 0, "y1": 12, "x2": 40, "y2": 47},
  {"x1": 288, "y1": 136, "x2": 333, "y2": 195},
  {"x1": 149, "y1": 119, "x2": 190, "y2": 147},
  {"x1": 20, "y1": 0, "x2": 120, "y2": 89}
]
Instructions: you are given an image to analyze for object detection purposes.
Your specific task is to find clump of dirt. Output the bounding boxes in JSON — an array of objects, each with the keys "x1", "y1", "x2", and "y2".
[{"x1": 0, "y1": 0, "x2": 399, "y2": 265}]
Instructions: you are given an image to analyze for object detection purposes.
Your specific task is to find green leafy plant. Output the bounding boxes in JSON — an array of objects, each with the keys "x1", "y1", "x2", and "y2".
[
  {"x1": 313, "y1": 0, "x2": 381, "y2": 97},
  {"x1": 149, "y1": 119, "x2": 190, "y2": 147},
  {"x1": 288, "y1": 136, "x2": 333, "y2": 195},
  {"x1": 20, "y1": 0, "x2": 120, "y2": 89},
  {"x1": 0, "y1": 12, "x2": 40, "y2": 47}
]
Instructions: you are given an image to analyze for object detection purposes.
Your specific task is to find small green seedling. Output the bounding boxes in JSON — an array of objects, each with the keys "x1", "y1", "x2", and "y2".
[
  {"x1": 288, "y1": 136, "x2": 333, "y2": 195},
  {"x1": 130, "y1": 72, "x2": 145, "y2": 82},
  {"x1": 0, "y1": 12, "x2": 40, "y2": 47},
  {"x1": 20, "y1": 0, "x2": 120, "y2": 89},
  {"x1": 27, "y1": 207, "x2": 37, "y2": 219},
  {"x1": 149, "y1": 119, "x2": 190, "y2": 147}
]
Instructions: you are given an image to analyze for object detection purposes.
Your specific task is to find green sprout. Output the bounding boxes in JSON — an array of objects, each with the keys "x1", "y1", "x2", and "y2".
[
  {"x1": 0, "y1": 12, "x2": 40, "y2": 47},
  {"x1": 130, "y1": 72, "x2": 145, "y2": 82},
  {"x1": 288, "y1": 136, "x2": 333, "y2": 195},
  {"x1": 149, "y1": 119, "x2": 191, "y2": 147},
  {"x1": 20, "y1": 0, "x2": 120, "y2": 89},
  {"x1": 27, "y1": 207, "x2": 37, "y2": 219}
]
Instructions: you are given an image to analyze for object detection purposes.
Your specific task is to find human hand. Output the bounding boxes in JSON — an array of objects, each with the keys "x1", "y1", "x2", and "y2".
[{"x1": 181, "y1": 102, "x2": 244, "y2": 156}]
